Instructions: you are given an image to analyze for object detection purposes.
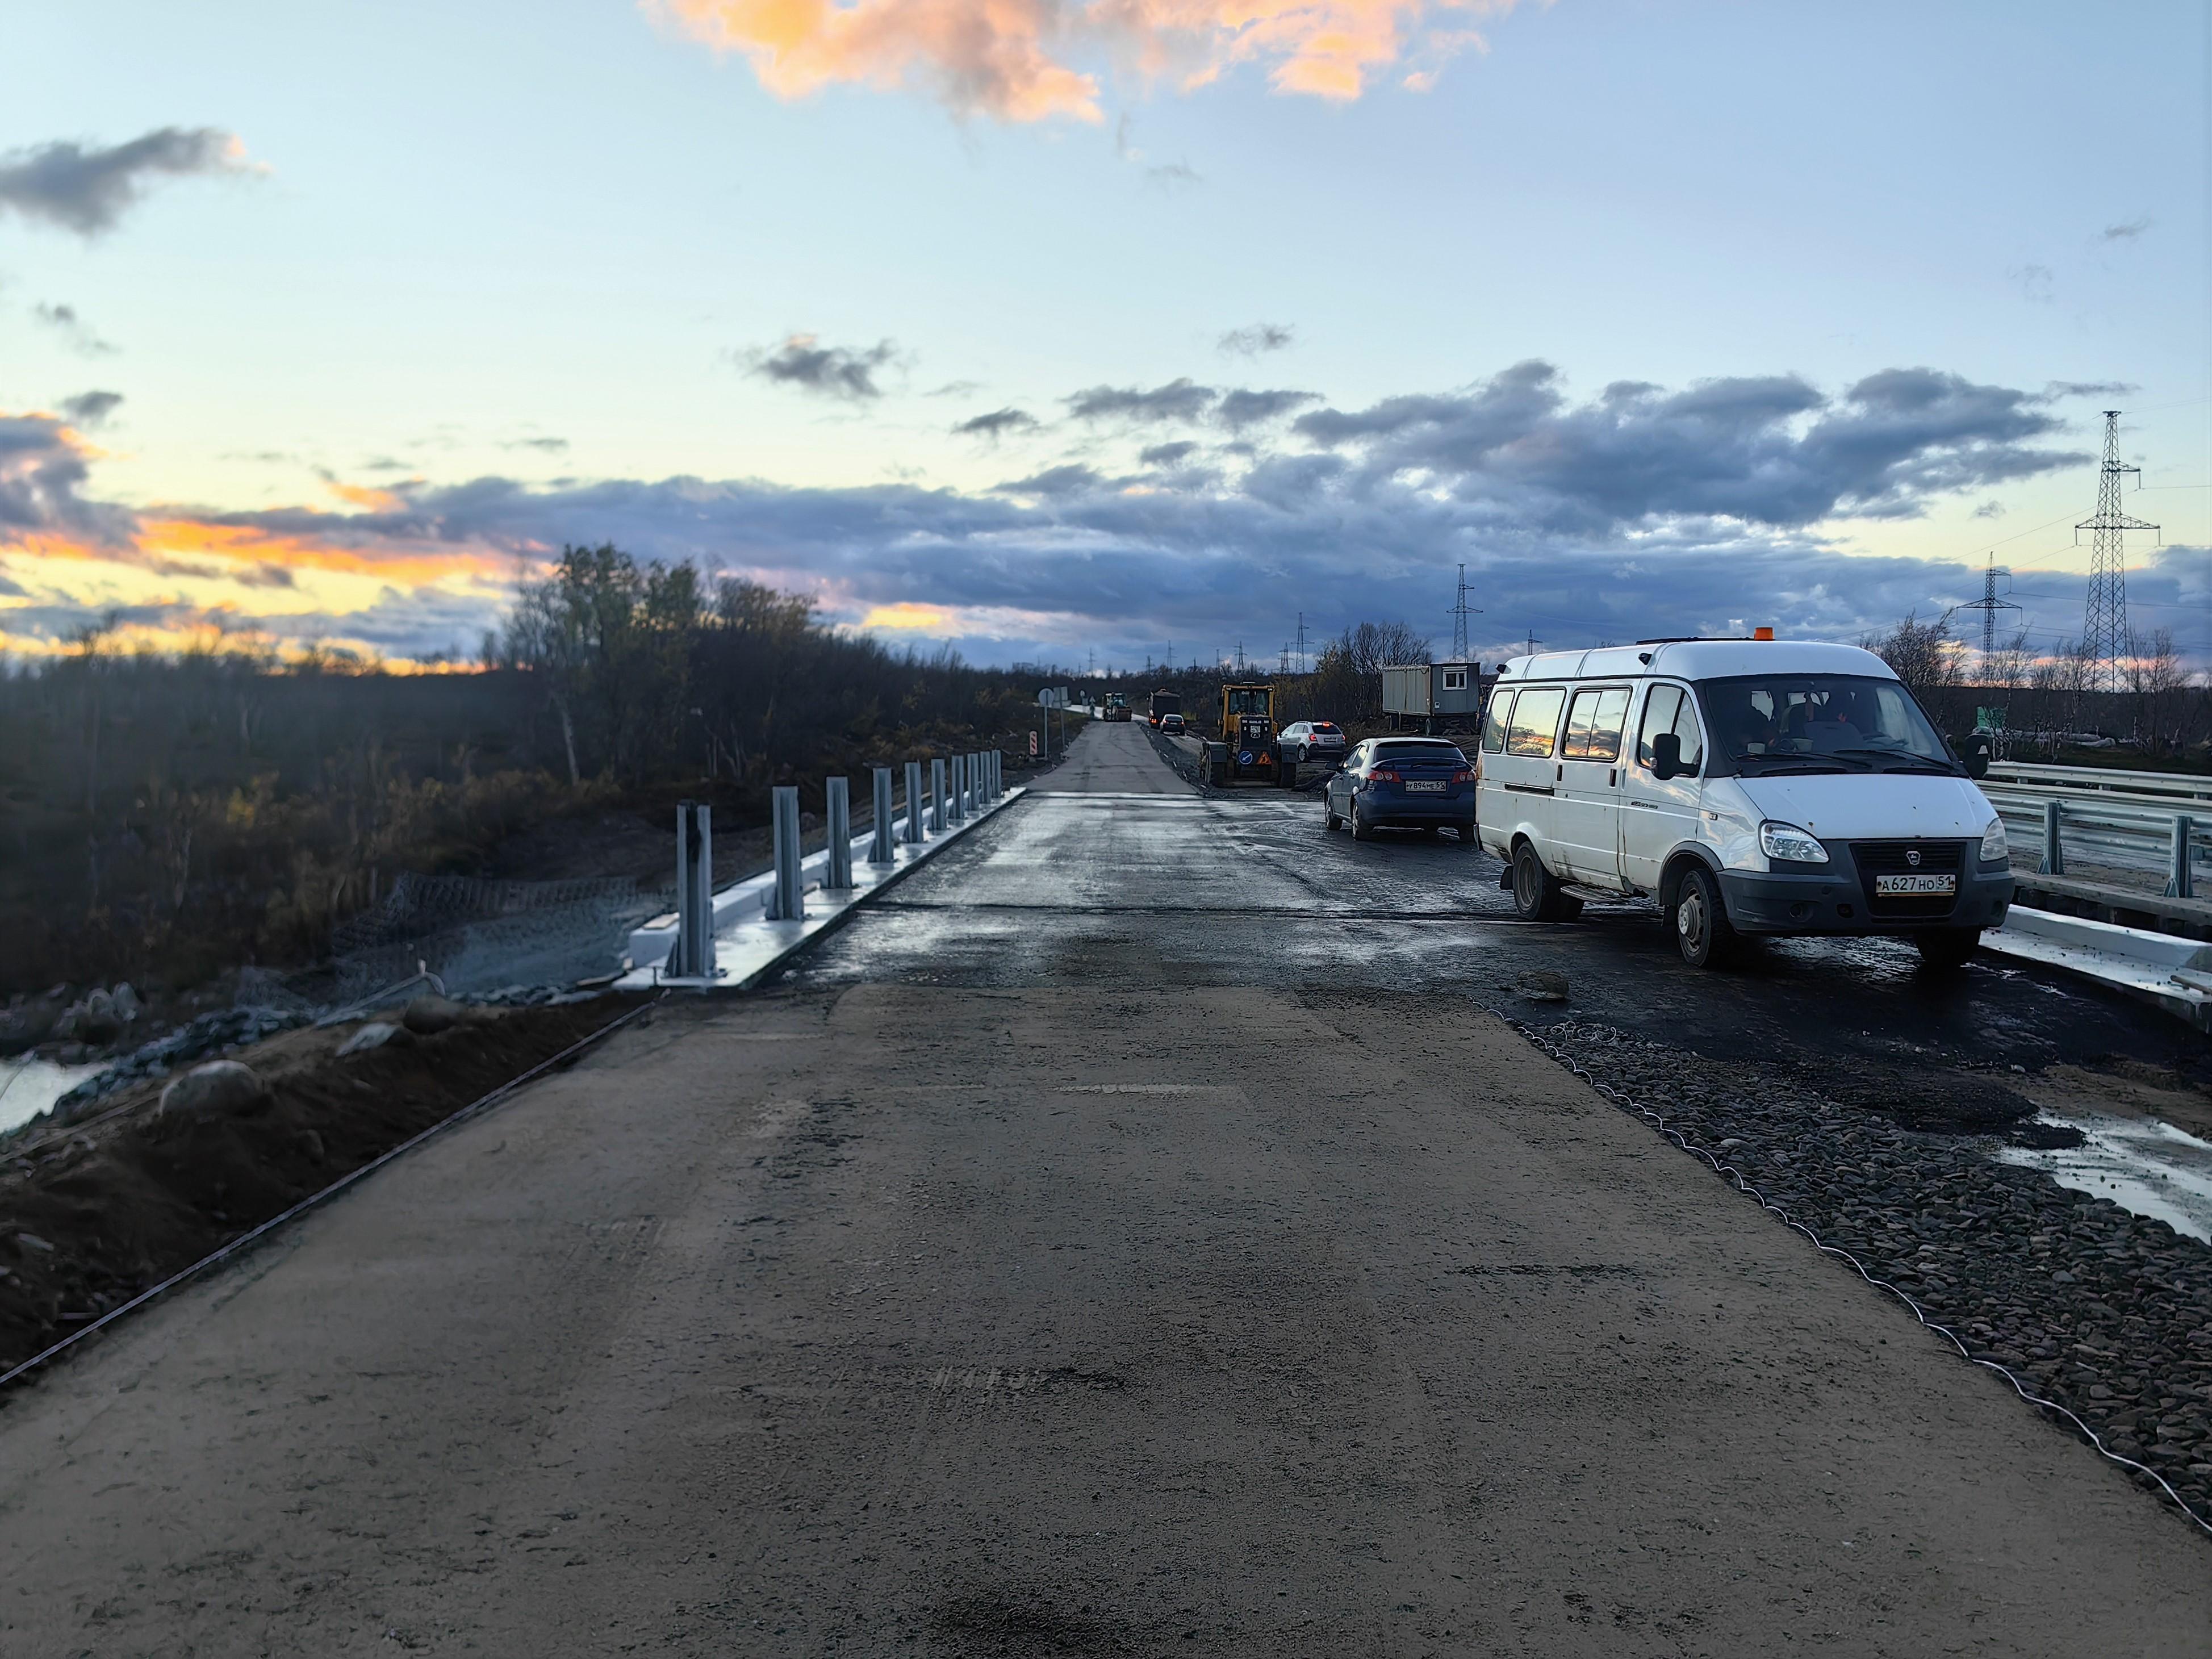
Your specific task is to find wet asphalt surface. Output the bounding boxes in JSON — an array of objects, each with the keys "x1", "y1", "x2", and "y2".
[{"x1": 799, "y1": 754, "x2": 2202, "y2": 1088}]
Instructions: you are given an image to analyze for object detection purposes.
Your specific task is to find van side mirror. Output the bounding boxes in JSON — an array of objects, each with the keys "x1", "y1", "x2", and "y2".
[
  {"x1": 1650, "y1": 732, "x2": 1688, "y2": 780},
  {"x1": 1960, "y1": 732, "x2": 1992, "y2": 780}
]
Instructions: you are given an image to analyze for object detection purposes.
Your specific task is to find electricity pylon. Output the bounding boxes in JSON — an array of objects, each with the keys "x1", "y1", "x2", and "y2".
[
  {"x1": 1957, "y1": 553, "x2": 2023, "y2": 663},
  {"x1": 2077, "y1": 410, "x2": 2158, "y2": 692},
  {"x1": 1450, "y1": 563, "x2": 1482, "y2": 659}
]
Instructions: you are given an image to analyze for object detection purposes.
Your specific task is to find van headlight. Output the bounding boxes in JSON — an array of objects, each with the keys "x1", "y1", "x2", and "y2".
[
  {"x1": 1979, "y1": 817, "x2": 2008, "y2": 863},
  {"x1": 1759, "y1": 821, "x2": 1828, "y2": 864}
]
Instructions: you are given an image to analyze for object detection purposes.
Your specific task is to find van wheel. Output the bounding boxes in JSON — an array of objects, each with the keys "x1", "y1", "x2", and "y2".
[
  {"x1": 1672, "y1": 866, "x2": 1735, "y2": 968},
  {"x1": 1511, "y1": 843, "x2": 1573, "y2": 921},
  {"x1": 1916, "y1": 927, "x2": 1981, "y2": 971}
]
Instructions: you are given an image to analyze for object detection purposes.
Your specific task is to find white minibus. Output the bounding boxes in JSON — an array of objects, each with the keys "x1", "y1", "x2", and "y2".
[{"x1": 1475, "y1": 639, "x2": 2014, "y2": 968}]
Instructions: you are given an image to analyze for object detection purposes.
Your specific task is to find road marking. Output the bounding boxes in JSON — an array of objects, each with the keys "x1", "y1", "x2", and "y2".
[{"x1": 1056, "y1": 1084, "x2": 1202, "y2": 1095}]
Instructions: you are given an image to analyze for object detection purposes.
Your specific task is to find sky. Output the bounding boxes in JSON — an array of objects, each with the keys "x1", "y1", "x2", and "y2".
[{"x1": 2, "y1": 0, "x2": 2207, "y2": 673}]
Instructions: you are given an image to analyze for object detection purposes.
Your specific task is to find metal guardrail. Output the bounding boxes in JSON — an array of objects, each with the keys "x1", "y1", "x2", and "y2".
[{"x1": 1981, "y1": 763, "x2": 2211, "y2": 897}]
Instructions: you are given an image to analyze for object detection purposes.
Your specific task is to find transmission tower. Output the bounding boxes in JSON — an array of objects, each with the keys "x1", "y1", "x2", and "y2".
[
  {"x1": 1450, "y1": 563, "x2": 1482, "y2": 659},
  {"x1": 1957, "y1": 553, "x2": 2023, "y2": 662},
  {"x1": 2078, "y1": 410, "x2": 2158, "y2": 692},
  {"x1": 1294, "y1": 611, "x2": 1307, "y2": 671}
]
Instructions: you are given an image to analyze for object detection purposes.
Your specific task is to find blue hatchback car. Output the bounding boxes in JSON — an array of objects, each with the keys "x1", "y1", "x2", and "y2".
[{"x1": 1324, "y1": 738, "x2": 1479, "y2": 843}]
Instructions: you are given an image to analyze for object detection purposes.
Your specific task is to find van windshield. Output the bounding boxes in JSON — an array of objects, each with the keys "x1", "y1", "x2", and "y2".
[{"x1": 1695, "y1": 674, "x2": 1958, "y2": 775}]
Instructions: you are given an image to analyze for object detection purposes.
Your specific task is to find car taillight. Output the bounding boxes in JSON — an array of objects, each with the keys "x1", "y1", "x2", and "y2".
[
  {"x1": 1370, "y1": 768, "x2": 1402, "y2": 783},
  {"x1": 1452, "y1": 768, "x2": 1474, "y2": 782}
]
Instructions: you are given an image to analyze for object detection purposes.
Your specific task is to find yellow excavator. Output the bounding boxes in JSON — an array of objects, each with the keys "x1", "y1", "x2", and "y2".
[{"x1": 1200, "y1": 681, "x2": 1287, "y2": 787}]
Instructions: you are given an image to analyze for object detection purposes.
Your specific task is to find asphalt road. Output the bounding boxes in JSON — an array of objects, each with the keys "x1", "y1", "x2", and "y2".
[{"x1": 3, "y1": 721, "x2": 2208, "y2": 1656}]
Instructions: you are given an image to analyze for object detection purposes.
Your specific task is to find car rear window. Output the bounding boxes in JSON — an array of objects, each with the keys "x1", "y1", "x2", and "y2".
[
  {"x1": 1314, "y1": 722, "x2": 1339, "y2": 733},
  {"x1": 1374, "y1": 741, "x2": 1467, "y2": 763}
]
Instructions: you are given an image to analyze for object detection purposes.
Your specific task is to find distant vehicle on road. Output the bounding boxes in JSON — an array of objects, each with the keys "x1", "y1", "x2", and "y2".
[
  {"x1": 1324, "y1": 738, "x2": 1477, "y2": 843},
  {"x1": 1200, "y1": 682, "x2": 1286, "y2": 787},
  {"x1": 1149, "y1": 689, "x2": 1181, "y2": 728},
  {"x1": 1103, "y1": 692, "x2": 1132, "y2": 722},
  {"x1": 1278, "y1": 720, "x2": 1347, "y2": 766},
  {"x1": 1159, "y1": 712, "x2": 1186, "y2": 735},
  {"x1": 1477, "y1": 637, "x2": 2013, "y2": 970}
]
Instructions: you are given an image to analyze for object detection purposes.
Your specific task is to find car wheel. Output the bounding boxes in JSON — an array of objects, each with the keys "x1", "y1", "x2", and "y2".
[
  {"x1": 1350, "y1": 806, "x2": 1375, "y2": 842},
  {"x1": 1324, "y1": 794, "x2": 1341, "y2": 830},
  {"x1": 1511, "y1": 842, "x2": 1572, "y2": 921},
  {"x1": 1456, "y1": 819, "x2": 1478, "y2": 847},
  {"x1": 1420, "y1": 824, "x2": 1441, "y2": 840},
  {"x1": 1671, "y1": 865, "x2": 1736, "y2": 968},
  {"x1": 1916, "y1": 927, "x2": 1981, "y2": 971}
]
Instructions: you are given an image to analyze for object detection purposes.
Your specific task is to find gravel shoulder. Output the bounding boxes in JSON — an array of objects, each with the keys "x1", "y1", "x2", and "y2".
[{"x1": 2, "y1": 982, "x2": 2207, "y2": 1655}]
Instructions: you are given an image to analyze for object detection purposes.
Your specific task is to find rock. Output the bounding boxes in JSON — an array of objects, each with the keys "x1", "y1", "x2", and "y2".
[
  {"x1": 402, "y1": 994, "x2": 466, "y2": 1036},
  {"x1": 15, "y1": 1232, "x2": 55, "y2": 1252},
  {"x1": 295, "y1": 1128, "x2": 325, "y2": 1163},
  {"x1": 110, "y1": 982, "x2": 142, "y2": 1023},
  {"x1": 158, "y1": 1060, "x2": 272, "y2": 1118},
  {"x1": 337, "y1": 1021, "x2": 411, "y2": 1057},
  {"x1": 1516, "y1": 970, "x2": 1569, "y2": 1002}
]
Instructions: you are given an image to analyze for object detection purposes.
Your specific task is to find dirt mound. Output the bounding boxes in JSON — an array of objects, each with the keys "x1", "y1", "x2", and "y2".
[{"x1": 0, "y1": 996, "x2": 647, "y2": 1376}]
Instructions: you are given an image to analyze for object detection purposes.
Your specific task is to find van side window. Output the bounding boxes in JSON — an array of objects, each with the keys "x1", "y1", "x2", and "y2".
[
  {"x1": 1561, "y1": 687, "x2": 1630, "y2": 762},
  {"x1": 1636, "y1": 684, "x2": 1705, "y2": 770},
  {"x1": 1505, "y1": 686, "x2": 1565, "y2": 758},
  {"x1": 1479, "y1": 689, "x2": 1516, "y2": 754}
]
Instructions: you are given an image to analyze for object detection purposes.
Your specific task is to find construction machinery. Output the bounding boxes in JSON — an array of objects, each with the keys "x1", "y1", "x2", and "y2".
[
  {"x1": 1199, "y1": 681, "x2": 1287, "y2": 787},
  {"x1": 1148, "y1": 689, "x2": 1181, "y2": 728},
  {"x1": 1103, "y1": 692, "x2": 1132, "y2": 722}
]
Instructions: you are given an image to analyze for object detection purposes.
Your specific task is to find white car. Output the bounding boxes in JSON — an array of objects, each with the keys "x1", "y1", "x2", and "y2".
[
  {"x1": 1476, "y1": 638, "x2": 2014, "y2": 970},
  {"x1": 1278, "y1": 720, "x2": 1348, "y2": 766}
]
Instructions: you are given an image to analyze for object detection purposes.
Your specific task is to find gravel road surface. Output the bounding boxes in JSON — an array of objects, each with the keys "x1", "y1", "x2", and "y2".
[{"x1": 2, "y1": 721, "x2": 2207, "y2": 1656}]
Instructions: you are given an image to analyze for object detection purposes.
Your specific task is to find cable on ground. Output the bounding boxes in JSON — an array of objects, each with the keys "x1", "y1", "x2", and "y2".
[{"x1": 1491, "y1": 1008, "x2": 2212, "y2": 1542}]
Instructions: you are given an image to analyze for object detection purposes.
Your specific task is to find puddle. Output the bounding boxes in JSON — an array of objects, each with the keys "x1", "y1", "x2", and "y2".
[
  {"x1": 1998, "y1": 1109, "x2": 2212, "y2": 1244},
  {"x1": 0, "y1": 1056, "x2": 109, "y2": 1136}
]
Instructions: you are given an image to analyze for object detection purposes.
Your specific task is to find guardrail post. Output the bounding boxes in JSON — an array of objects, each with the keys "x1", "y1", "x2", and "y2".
[
  {"x1": 767, "y1": 785, "x2": 804, "y2": 921},
  {"x1": 825, "y1": 776, "x2": 854, "y2": 891},
  {"x1": 2039, "y1": 799, "x2": 2064, "y2": 876},
  {"x1": 965, "y1": 752, "x2": 978, "y2": 814},
  {"x1": 2167, "y1": 813, "x2": 2193, "y2": 899},
  {"x1": 904, "y1": 761, "x2": 925, "y2": 844},
  {"x1": 929, "y1": 759, "x2": 947, "y2": 833},
  {"x1": 870, "y1": 767, "x2": 896, "y2": 864},
  {"x1": 951, "y1": 755, "x2": 969, "y2": 823},
  {"x1": 668, "y1": 800, "x2": 715, "y2": 978},
  {"x1": 983, "y1": 749, "x2": 997, "y2": 801}
]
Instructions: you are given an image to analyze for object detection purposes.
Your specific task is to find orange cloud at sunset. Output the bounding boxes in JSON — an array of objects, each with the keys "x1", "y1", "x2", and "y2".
[{"x1": 649, "y1": 0, "x2": 1524, "y2": 120}]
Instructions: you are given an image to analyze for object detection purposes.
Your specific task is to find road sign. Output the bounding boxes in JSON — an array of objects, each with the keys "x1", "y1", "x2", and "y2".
[{"x1": 1028, "y1": 730, "x2": 1040, "y2": 757}]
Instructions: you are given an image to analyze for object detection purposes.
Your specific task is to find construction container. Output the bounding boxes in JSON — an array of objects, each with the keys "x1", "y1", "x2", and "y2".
[{"x1": 1381, "y1": 662, "x2": 1482, "y2": 732}]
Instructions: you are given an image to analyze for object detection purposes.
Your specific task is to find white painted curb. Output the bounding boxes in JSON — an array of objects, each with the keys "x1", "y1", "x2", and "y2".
[{"x1": 1986, "y1": 905, "x2": 2212, "y2": 1030}]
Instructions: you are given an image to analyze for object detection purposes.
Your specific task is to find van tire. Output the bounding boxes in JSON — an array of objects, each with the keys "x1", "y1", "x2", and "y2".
[
  {"x1": 1511, "y1": 843, "x2": 1573, "y2": 922},
  {"x1": 1916, "y1": 927, "x2": 1981, "y2": 971},
  {"x1": 1672, "y1": 865, "x2": 1735, "y2": 968}
]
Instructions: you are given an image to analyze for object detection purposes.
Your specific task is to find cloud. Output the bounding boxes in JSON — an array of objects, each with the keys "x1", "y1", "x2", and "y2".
[
  {"x1": 745, "y1": 333, "x2": 898, "y2": 400},
  {"x1": 1215, "y1": 387, "x2": 1318, "y2": 431},
  {"x1": 1, "y1": 356, "x2": 2119, "y2": 669},
  {"x1": 504, "y1": 436, "x2": 570, "y2": 453},
  {"x1": 0, "y1": 412, "x2": 132, "y2": 542},
  {"x1": 2009, "y1": 262, "x2": 2054, "y2": 304},
  {"x1": 1218, "y1": 323, "x2": 1294, "y2": 356},
  {"x1": 32, "y1": 303, "x2": 116, "y2": 356},
  {"x1": 0, "y1": 127, "x2": 252, "y2": 236},
  {"x1": 2100, "y1": 216, "x2": 2152, "y2": 241},
  {"x1": 1066, "y1": 377, "x2": 1215, "y2": 423},
  {"x1": 647, "y1": 0, "x2": 1531, "y2": 123},
  {"x1": 2044, "y1": 379, "x2": 2138, "y2": 400},
  {"x1": 1971, "y1": 500, "x2": 2004, "y2": 520},
  {"x1": 58, "y1": 391, "x2": 123, "y2": 427},
  {"x1": 951, "y1": 407, "x2": 1040, "y2": 440},
  {"x1": 1144, "y1": 161, "x2": 1202, "y2": 190}
]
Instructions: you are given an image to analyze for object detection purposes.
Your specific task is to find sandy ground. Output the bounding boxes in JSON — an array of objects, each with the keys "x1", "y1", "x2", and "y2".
[{"x1": 2, "y1": 722, "x2": 2209, "y2": 1656}]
